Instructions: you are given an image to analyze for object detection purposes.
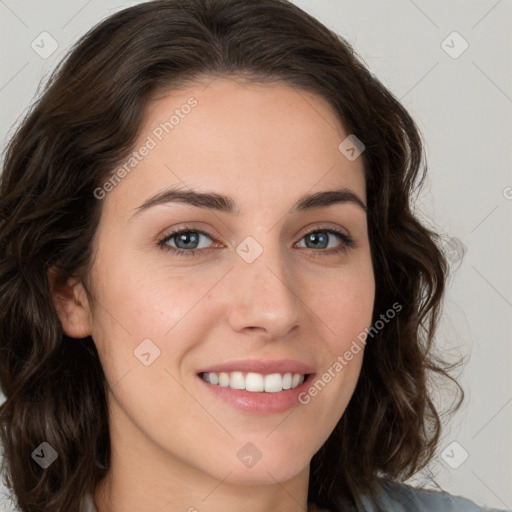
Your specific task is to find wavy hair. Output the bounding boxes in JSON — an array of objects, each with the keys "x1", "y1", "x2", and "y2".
[{"x1": 0, "y1": 0, "x2": 463, "y2": 510}]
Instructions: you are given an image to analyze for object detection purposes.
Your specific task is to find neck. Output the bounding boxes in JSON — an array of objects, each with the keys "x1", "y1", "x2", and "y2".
[{"x1": 93, "y1": 469, "x2": 319, "y2": 512}]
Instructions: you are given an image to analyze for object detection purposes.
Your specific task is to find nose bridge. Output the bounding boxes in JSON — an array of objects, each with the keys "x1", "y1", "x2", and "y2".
[{"x1": 227, "y1": 235, "x2": 301, "y2": 337}]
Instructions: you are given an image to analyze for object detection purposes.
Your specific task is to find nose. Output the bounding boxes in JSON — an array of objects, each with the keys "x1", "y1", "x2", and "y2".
[{"x1": 227, "y1": 243, "x2": 301, "y2": 341}]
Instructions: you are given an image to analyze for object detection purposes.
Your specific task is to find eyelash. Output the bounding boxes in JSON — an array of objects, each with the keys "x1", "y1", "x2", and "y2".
[{"x1": 157, "y1": 225, "x2": 355, "y2": 258}]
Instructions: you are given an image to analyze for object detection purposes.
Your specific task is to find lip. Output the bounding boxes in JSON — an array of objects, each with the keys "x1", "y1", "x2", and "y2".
[
  {"x1": 196, "y1": 358, "x2": 316, "y2": 375},
  {"x1": 196, "y1": 358, "x2": 316, "y2": 414}
]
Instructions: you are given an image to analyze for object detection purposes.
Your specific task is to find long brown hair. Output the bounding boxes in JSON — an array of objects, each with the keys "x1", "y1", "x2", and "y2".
[{"x1": 0, "y1": 1, "x2": 462, "y2": 510}]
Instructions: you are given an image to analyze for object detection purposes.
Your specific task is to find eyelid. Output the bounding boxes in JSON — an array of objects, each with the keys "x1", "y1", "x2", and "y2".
[
  {"x1": 300, "y1": 223, "x2": 349, "y2": 238},
  {"x1": 156, "y1": 225, "x2": 217, "y2": 247}
]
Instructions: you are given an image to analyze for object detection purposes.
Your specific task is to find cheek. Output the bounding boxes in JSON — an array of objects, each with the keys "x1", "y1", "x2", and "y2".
[
  {"x1": 298, "y1": 259, "x2": 374, "y2": 412},
  {"x1": 306, "y1": 261, "x2": 375, "y2": 350},
  {"x1": 87, "y1": 251, "x2": 227, "y2": 382},
  {"x1": 90, "y1": 251, "x2": 202, "y2": 336}
]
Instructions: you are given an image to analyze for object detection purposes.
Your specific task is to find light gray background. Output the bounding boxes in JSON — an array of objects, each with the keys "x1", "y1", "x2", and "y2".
[{"x1": 0, "y1": 0, "x2": 511, "y2": 510}]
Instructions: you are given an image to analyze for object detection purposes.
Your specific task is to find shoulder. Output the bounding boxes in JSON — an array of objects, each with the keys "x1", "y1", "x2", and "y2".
[{"x1": 354, "y1": 479, "x2": 511, "y2": 512}]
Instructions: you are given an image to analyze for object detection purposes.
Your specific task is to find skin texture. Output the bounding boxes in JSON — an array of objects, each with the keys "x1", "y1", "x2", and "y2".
[{"x1": 50, "y1": 77, "x2": 375, "y2": 512}]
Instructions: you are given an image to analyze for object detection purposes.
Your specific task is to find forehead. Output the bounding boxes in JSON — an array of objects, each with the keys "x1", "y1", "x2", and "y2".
[{"x1": 106, "y1": 77, "x2": 366, "y2": 217}]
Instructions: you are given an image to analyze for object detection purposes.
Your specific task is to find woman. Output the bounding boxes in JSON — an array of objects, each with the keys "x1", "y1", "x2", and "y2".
[{"x1": 0, "y1": 1, "x2": 507, "y2": 511}]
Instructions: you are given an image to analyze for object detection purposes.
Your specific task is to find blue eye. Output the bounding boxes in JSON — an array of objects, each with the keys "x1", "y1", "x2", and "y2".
[
  {"x1": 298, "y1": 229, "x2": 353, "y2": 252},
  {"x1": 157, "y1": 226, "x2": 355, "y2": 258},
  {"x1": 157, "y1": 227, "x2": 214, "y2": 257}
]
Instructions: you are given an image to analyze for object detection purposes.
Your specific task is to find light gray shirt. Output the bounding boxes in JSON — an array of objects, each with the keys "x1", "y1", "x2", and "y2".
[{"x1": 81, "y1": 480, "x2": 511, "y2": 512}]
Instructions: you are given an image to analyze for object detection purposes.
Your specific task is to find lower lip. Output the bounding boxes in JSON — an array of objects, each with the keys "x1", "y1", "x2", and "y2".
[{"x1": 197, "y1": 374, "x2": 314, "y2": 414}]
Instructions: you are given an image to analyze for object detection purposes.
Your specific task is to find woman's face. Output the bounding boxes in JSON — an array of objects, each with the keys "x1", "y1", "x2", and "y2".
[{"x1": 76, "y1": 77, "x2": 375, "y2": 486}]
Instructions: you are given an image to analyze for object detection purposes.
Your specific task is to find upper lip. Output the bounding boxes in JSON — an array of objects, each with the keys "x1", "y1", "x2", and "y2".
[{"x1": 197, "y1": 358, "x2": 315, "y2": 375}]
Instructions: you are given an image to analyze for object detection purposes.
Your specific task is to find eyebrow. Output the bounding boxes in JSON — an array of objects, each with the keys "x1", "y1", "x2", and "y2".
[{"x1": 129, "y1": 186, "x2": 367, "y2": 220}]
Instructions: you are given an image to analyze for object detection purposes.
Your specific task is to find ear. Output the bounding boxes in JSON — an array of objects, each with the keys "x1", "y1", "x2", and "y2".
[{"x1": 47, "y1": 267, "x2": 93, "y2": 339}]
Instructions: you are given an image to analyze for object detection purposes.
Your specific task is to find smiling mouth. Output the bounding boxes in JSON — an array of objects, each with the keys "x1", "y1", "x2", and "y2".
[{"x1": 199, "y1": 371, "x2": 310, "y2": 393}]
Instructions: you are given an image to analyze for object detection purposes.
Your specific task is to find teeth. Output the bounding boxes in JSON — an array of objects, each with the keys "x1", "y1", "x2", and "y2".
[
  {"x1": 218, "y1": 372, "x2": 230, "y2": 387},
  {"x1": 282, "y1": 373, "x2": 292, "y2": 389},
  {"x1": 230, "y1": 371, "x2": 245, "y2": 390},
  {"x1": 246, "y1": 372, "x2": 264, "y2": 392},
  {"x1": 200, "y1": 371, "x2": 306, "y2": 392}
]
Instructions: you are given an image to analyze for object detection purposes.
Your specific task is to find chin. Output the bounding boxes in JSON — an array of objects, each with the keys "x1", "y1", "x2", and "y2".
[
  {"x1": 217, "y1": 461, "x2": 309, "y2": 486},
  {"x1": 199, "y1": 442, "x2": 313, "y2": 486}
]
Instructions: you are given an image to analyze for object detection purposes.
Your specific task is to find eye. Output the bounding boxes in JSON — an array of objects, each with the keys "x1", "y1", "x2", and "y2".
[
  {"x1": 157, "y1": 226, "x2": 216, "y2": 257},
  {"x1": 157, "y1": 225, "x2": 355, "y2": 258},
  {"x1": 295, "y1": 227, "x2": 355, "y2": 256}
]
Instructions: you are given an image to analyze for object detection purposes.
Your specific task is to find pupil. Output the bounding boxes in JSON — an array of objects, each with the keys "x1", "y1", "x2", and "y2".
[
  {"x1": 178, "y1": 232, "x2": 198, "y2": 249},
  {"x1": 307, "y1": 232, "x2": 326, "y2": 249}
]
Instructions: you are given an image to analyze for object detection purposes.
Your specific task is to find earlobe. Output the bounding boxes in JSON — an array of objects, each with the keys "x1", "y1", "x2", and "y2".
[{"x1": 47, "y1": 267, "x2": 92, "y2": 339}]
